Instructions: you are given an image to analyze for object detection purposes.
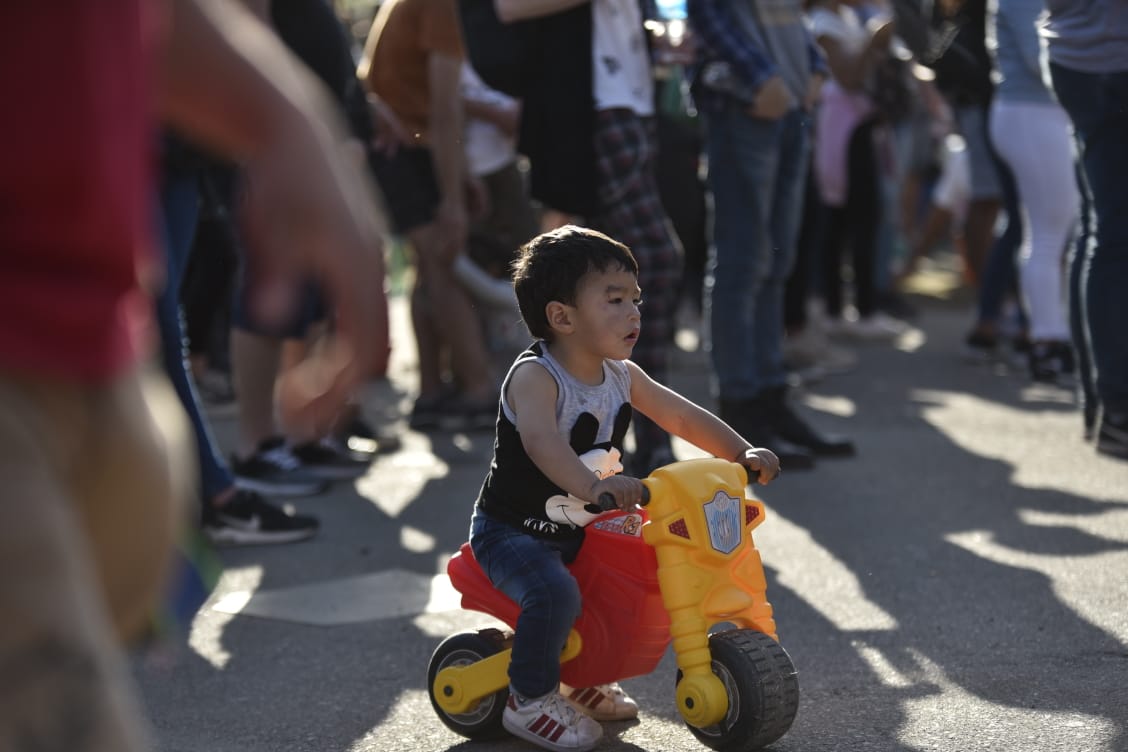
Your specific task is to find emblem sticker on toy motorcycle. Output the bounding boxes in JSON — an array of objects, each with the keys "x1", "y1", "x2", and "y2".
[
  {"x1": 592, "y1": 513, "x2": 643, "y2": 537},
  {"x1": 703, "y1": 490, "x2": 742, "y2": 554}
]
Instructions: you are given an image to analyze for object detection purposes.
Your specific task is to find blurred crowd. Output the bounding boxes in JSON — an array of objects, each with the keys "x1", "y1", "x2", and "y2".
[{"x1": 2, "y1": 0, "x2": 1125, "y2": 749}]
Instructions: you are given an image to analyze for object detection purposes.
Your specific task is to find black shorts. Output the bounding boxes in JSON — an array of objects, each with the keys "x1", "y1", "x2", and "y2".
[{"x1": 369, "y1": 145, "x2": 440, "y2": 235}]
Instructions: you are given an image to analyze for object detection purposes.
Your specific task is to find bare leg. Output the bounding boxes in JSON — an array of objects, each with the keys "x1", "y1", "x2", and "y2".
[{"x1": 231, "y1": 328, "x2": 282, "y2": 457}]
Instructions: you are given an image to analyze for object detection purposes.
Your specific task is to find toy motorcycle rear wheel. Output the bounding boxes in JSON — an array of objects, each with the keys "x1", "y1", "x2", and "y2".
[
  {"x1": 676, "y1": 629, "x2": 799, "y2": 751},
  {"x1": 427, "y1": 628, "x2": 510, "y2": 740}
]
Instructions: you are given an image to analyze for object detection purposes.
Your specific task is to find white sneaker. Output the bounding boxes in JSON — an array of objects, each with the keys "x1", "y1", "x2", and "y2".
[
  {"x1": 503, "y1": 691, "x2": 603, "y2": 751},
  {"x1": 830, "y1": 312, "x2": 907, "y2": 341},
  {"x1": 560, "y1": 681, "x2": 639, "y2": 722}
]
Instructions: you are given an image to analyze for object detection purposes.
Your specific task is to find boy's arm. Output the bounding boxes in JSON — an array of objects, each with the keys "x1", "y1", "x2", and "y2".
[
  {"x1": 158, "y1": 0, "x2": 388, "y2": 428},
  {"x1": 627, "y1": 362, "x2": 779, "y2": 483},
  {"x1": 626, "y1": 362, "x2": 751, "y2": 461}
]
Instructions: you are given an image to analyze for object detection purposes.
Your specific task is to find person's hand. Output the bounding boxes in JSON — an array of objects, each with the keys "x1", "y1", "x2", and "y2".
[
  {"x1": 736, "y1": 447, "x2": 780, "y2": 485},
  {"x1": 241, "y1": 117, "x2": 389, "y2": 438},
  {"x1": 747, "y1": 75, "x2": 795, "y2": 120},
  {"x1": 868, "y1": 18, "x2": 895, "y2": 52},
  {"x1": 592, "y1": 475, "x2": 647, "y2": 512},
  {"x1": 803, "y1": 72, "x2": 825, "y2": 111},
  {"x1": 367, "y1": 93, "x2": 410, "y2": 157}
]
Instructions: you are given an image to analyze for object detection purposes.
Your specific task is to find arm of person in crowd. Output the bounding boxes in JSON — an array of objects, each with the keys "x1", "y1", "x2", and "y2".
[
  {"x1": 428, "y1": 51, "x2": 469, "y2": 262},
  {"x1": 814, "y1": 16, "x2": 893, "y2": 92},
  {"x1": 158, "y1": 0, "x2": 389, "y2": 429},
  {"x1": 804, "y1": 30, "x2": 829, "y2": 110},
  {"x1": 686, "y1": 0, "x2": 793, "y2": 119},
  {"x1": 463, "y1": 94, "x2": 522, "y2": 138},
  {"x1": 495, "y1": 0, "x2": 589, "y2": 23},
  {"x1": 625, "y1": 362, "x2": 780, "y2": 484},
  {"x1": 367, "y1": 91, "x2": 410, "y2": 155}
]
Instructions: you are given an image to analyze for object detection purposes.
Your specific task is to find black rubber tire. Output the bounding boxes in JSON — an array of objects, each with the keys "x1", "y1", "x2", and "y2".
[
  {"x1": 427, "y1": 629, "x2": 510, "y2": 740},
  {"x1": 676, "y1": 629, "x2": 799, "y2": 751}
]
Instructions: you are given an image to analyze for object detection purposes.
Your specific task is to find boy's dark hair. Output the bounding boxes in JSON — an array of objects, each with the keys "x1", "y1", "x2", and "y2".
[{"x1": 511, "y1": 225, "x2": 639, "y2": 342}]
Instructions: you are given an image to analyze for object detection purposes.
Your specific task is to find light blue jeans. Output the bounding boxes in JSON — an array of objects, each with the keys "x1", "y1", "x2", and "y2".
[
  {"x1": 469, "y1": 509, "x2": 583, "y2": 699},
  {"x1": 702, "y1": 107, "x2": 811, "y2": 400}
]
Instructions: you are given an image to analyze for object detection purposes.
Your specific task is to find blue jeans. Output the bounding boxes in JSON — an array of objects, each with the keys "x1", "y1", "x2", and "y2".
[
  {"x1": 702, "y1": 107, "x2": 810, "y2": 400},
  {"x1": 469, "y1": 510, "x2": 582, "y2": 699},
  {"x1": 158, "y1": 175, "x2": 237, "y2": 501},
  {"x1": 975, "y1": 141, "x2": 1023, "y2": 328},
  {"x1": 1050, "y1": 63, "x2": 1128, "y2": 412}
]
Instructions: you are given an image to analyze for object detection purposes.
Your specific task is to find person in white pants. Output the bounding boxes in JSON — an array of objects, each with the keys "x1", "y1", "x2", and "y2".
[{"x1": 987, "y1": 0, "x2": 1080, "y2": 381}]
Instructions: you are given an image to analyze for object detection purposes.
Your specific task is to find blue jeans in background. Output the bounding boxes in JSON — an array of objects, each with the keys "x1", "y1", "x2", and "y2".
[
  {"x1": 1050, "y1": 63, "x2": 1128, "y2": 413},
  {"x1": 158, "y1": 174, "x2": 237, "y2": 502},
  {"x1": 703, "y1": 107, "x2": 810, "y2": 400},
  {"x1": 469, "y1": 509, "x2": 583, "y2": 699},
  {"x1": 974, "y1": 144, "x2": 1024, "y2": 330}
]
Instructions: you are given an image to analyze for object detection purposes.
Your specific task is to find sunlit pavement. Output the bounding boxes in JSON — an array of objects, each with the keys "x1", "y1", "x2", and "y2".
[{"x1": 133, "y1": 284, "x2": 1128, "y2": 752}]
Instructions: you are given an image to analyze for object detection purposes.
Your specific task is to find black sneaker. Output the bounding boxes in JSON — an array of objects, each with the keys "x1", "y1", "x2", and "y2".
[
  {"x1": 202, "y1": 490, "x2": 319, "y2": 546},
  {"x1": 409, "y1": 394, "x2": 447, "y2": 431},
  {"x1": 964, "y1": 329, "x2": 998, "y2": 363},
  {"x1": 1028, "y1": 340, "x2": 1075, "y2": 383},
  {"x1": 337, "y1": 415, "x2": 402, "y2": 458},
  {"x1": 232, "y1": 437, "x2": 329, "y2": 497},
  {"x1": 291, "y1": 437, "x2": 371, "y2": 480},
  {"x1": 1096, "y1": 410, "x2": 1128, "y2": 461}
]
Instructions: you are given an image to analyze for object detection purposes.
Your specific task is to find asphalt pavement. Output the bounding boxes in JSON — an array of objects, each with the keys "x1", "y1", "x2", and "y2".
[{"x1": 132, "y1": 271, "x2": 1128, "y2": 752}]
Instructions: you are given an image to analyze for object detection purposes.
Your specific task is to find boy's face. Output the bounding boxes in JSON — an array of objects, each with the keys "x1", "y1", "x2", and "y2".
[{"x1": 567, "y1": 266, "x2": 642, "y2": 360}]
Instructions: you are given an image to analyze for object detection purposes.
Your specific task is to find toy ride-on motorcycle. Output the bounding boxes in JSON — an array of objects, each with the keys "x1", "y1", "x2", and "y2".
[{"x1": 428, "y1": 457, "x2": 799, "y2": 750}]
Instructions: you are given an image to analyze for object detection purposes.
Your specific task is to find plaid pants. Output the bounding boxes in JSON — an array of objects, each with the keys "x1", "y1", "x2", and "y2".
[{"x1": 590, "y1": 108, "x2": 684, "y2": 456}]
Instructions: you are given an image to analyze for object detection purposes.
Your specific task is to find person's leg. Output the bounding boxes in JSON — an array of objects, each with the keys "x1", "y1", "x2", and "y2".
[
  {"x1": 844, "y1": 121, "x2": 881, "y2": 319},
  {"x1": 469, "y1": 513, "x2": 582, "y2": 700},
  {"x1": 955, "y1": 105, "x2": 1003, "y2": 287},
  {"x1": 760, "y1": 110, "x2": 855, "y2": 457},
  {"x1": 590, "y1": 110, "x2": 682, "y2": 471},
  {"x1": 702, "y1": 108, "x2": 780, "y2": 404},
  {"x1": 156, "y1": 176, "x2": 238, "y2": 503},
  {"x1": 1050, "y1": 64, "x2": 1128, "y2": 457},
  {"x1": 974, "y1": 106, "x2": 1023, "y2": 341},
  {"x1": 0, "y1": 366, "x2": 191, "y2": 751},
  {"x1": 993, "y1": 100, "x2": 1077, "y2": 342}
]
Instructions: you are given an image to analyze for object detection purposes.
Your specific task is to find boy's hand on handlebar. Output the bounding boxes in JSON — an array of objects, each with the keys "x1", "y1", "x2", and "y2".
[
  {"x1": 737, "y1": 447, "x2": 780, "y2": 485},
  {"x1": 592, "y1": 476, "x2": 647, "y2": 512}
]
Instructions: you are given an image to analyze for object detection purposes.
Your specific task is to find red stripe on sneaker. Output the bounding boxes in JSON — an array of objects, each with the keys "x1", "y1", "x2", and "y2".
[
  {"x1": 577, "y1": 687, "x2": 603, "y2": 709},
  {"x1": 529, "y1": 714, "x2": 551, "y2": 733},
  {"x1": 547, "y1": 722, "x2": 566, "y2": 742},
  {"x1": 539, "y1": 719, "x2": 557, "y2": 738}
]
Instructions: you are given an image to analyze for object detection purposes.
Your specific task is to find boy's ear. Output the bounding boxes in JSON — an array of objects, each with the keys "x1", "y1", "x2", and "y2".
[{"x1": 545, "y1": 301, "x2": 574, "y2": 335}]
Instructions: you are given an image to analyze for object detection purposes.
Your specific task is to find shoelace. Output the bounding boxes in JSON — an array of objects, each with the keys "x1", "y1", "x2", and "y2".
[{"x1": 539, "y1": 694, "x2": 582, "y2": 727}]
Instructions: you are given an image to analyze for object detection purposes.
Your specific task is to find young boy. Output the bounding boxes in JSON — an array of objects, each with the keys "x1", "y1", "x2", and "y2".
[{"x1": 468, "y1": 226, "x2": 780, "y2": 752}]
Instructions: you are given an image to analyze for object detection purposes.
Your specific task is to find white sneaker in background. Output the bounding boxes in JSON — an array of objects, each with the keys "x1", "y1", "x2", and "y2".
[{"x1": 560, "y1": 681, "x2": 639, "y2": 722}]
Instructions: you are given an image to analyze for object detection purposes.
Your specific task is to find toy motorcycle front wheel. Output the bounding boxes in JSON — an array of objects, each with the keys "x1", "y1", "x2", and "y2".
[
  {"x1": 427, "y1": 629, "x2": 510, "y2": 740},
  {"x1": 676, "y1": 629, "x2": 799, "y2": 751}
]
